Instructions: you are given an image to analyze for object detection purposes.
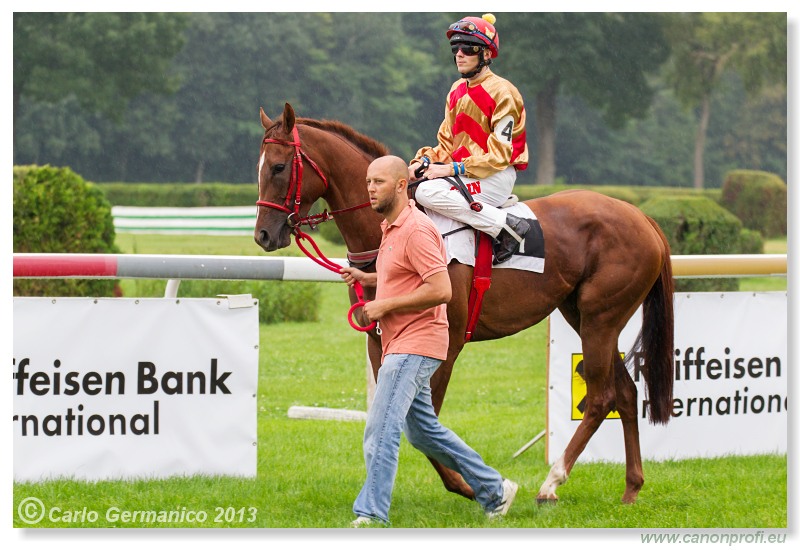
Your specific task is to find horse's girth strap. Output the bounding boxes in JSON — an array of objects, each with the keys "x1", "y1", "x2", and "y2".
[{"x1": 465, "y1": 231, "x2": 494, "y2": 343}]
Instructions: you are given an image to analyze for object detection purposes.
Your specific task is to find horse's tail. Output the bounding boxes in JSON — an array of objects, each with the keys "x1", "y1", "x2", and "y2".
[{"x1": 627, "y1": 217, "x2": 675, "y2": 425}]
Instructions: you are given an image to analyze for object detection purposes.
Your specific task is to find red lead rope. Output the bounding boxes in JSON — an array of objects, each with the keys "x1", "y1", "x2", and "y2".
[{"x1": 294, "y1": 229, "x2": 376, "y2": 332}]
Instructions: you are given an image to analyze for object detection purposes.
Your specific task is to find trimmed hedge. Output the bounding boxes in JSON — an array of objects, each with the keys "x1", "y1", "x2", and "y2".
[
  {"x1": 97, "y1": 182, "x2": 256, "y2": 207},
  {"x1": 721, "y1": 170, "x2": 787, "y2": 238},
  {"x1": 13, "y1": 165, "x2": 120, "y2": 297},
  {"x1": 739, "y1": 228, "x2": 766, "y2": 255},
  {"x1": 640, "y1": 196, "x2": 761, "y2": 292},
  {"x1": 514, "y1": 183, "x2": 722, "y2": 206},
  {"x1": 514, "y1": 183, "x2": 638, "y2": 204}
]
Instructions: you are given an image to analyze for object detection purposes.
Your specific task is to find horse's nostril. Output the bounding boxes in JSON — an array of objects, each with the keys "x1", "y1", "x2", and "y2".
[{"x1": 258, "y1": 230, "x2": 269, "y2": 244}]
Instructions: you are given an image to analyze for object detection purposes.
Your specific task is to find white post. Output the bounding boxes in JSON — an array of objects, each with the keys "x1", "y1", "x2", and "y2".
[{"x1": 164, "y1": 279, "x2": 181, "y2": 298}]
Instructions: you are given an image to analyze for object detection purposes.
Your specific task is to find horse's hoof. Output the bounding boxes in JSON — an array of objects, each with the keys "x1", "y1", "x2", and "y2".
[{"x1": 536, "y1": 496, "x2": 559, "y2": 505}]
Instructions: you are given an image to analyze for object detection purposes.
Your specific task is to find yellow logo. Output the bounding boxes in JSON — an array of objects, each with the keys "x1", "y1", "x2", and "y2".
[{"x1": 571, "y1": 353, "x2": 621, "y2": 421}]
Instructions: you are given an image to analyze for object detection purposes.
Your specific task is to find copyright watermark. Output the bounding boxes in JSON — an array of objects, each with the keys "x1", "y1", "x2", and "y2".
[
  {"x1": 17, "y1": 497, "x2": 46, "y2": 525},
  {"x1": 16, "y1": 497, "x2": 258, "y2": 525},
  {"x1": 641, "y1": 531, "x2": 787, "y2": 545}
]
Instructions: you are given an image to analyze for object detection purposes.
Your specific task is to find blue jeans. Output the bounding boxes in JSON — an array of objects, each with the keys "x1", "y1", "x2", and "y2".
[{"x1": 353, "y1": 353, "x2": 504, "y2": 522}]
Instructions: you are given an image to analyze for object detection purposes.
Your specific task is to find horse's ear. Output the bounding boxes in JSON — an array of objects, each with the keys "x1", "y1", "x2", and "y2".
[
  {"x1": 260, "y1": 107, "x2": 273, "y2": 130},
  {"x1": 282, "y1": 103, "x2": 296, "y2": 133}
]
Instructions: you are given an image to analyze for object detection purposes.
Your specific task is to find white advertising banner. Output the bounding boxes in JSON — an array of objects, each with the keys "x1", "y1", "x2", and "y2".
[
  {"x1": 13, "y1": 297, "x2": 259, "y2": 481},
  {"x1": 547, "y1": 292, "x2": 787, "y2": 463}
]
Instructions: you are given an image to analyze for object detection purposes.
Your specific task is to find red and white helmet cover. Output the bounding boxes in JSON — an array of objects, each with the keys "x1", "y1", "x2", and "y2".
[{"x1": 446, "y1": 14, "x2": 499, "y2": 57}]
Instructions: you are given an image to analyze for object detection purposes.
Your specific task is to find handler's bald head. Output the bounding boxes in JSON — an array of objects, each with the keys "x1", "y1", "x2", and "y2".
[{"x1": 368, "y1": 155, "x2": 409, "y2": 185}]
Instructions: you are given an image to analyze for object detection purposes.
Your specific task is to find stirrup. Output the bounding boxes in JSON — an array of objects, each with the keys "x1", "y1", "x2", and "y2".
[{"x1": 501, "y1": 223, "x2": 525, "y2": 244}]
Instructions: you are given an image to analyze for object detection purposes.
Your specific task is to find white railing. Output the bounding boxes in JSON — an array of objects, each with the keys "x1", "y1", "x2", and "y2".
[
  {"x1": 111, "y1": 206, "x2": 256, "y2": 236},
  {"x1": 14, "y1": 252, "x2": 788, "y2": 281}
]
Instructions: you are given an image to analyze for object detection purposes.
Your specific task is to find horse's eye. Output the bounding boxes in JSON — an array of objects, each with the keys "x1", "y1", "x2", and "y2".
[{"x1": 272, "y1": 164, "x2": 286, "y2": 175}]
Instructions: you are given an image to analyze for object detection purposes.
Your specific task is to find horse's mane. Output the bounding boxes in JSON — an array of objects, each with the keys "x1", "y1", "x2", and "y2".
[{"x1": 297, "y1": 118, "x2": 390, "y2": 160}]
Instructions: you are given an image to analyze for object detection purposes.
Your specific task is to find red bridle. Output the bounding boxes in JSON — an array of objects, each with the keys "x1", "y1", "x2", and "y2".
[
  {"x1": 257, "y1": 125, "x2": 372, "y2": 229},
  {"x1": 256, "y1": 125, "x2": 376, "y2": 332},
  {"x1": 256, "y1": 126, "x2": 330, "y2": 228}
]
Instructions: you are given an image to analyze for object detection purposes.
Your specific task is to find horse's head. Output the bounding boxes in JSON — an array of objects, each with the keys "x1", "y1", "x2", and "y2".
[{"x1": 255, "y1": 103, "x2": 328, "y2": 252}]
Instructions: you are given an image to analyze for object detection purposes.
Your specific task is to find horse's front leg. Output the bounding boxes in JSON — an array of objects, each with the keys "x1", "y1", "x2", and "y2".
[
  {"x1": 426, "y1": 355, "x2": 476, "y2": 500},
  {"x1": 424, "y1": 264, "x2": 476, "y2": 501},
  {"x1": 428, "y1": 458, "x2": 476, "y2": 500}
]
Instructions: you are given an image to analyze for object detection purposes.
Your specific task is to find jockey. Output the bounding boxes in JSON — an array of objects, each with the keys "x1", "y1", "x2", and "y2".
[{"x1": 409, "y1": 13, "x2": 530, "y2": 264}]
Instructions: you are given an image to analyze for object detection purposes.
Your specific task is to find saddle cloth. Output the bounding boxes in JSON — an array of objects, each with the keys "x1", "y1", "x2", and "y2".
[{"x1": 424, "y1": 201, "x2": 545, "y2": 273}]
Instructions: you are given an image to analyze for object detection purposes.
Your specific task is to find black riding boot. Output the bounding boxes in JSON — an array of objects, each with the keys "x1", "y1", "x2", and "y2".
[{"x1": 493, "y1": 214, "x2": 531, "y2": 264}]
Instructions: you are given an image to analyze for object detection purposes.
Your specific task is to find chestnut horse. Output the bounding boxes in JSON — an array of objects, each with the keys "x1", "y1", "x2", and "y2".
[{"x1": 255, "y1": 103, "x2": 674, "y2": 505}]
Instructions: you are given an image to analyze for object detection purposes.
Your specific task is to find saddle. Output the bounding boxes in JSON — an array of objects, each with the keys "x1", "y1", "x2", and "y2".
[{"x1": 410, "y1": 170, "x2": 544, "y2": 342}]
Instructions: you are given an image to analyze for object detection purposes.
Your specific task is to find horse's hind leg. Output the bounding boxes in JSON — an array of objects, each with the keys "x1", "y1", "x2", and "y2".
[
  {"x1": 537, "y1": 346, "x2": 644, "y2": 504},
  {"x1": 536, "y1": 302, "x2": 581, "y2": 503},
  {"x1": 537, "y1": 320, "x2": 618, "y2": 504},
  {"x1": 613, "y1": 352, "x2": 644, "y2": 503}
]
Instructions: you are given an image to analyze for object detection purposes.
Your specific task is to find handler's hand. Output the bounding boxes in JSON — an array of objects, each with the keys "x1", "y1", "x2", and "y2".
[
  {"x1": 362, "y1": 299, "x2": 389, "y2": 322},
  {"x1": 340, "y1": 267, "x2": 377, "y2": 288},
  {"x1": 340, "y1": 266, "x2": 365, "y2": 288}
]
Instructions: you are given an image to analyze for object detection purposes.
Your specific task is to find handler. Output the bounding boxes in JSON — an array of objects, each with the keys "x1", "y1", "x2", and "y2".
[
  {"x1": 341, "y1": 155, "x2": 517, "y2": 527},
  {"x1": 409, "y1": 13, "x2": 530, "y2": 264}
]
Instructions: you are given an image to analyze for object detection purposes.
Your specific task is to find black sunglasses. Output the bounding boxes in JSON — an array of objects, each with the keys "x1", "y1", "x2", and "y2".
[{"x1": 451, "y1": 43, "x2": 483, "y2": 56}]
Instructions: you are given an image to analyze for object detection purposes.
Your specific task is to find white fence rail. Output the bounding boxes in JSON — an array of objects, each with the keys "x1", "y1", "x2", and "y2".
[
  {"x1": 13, "y1": 253, "x2": 788, "y2": 282},
  {"x1": 112, "y1": 206, "x2": 256, "y2": 236}
]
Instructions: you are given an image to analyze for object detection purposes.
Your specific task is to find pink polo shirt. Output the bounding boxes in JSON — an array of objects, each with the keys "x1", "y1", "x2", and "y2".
[{"x1": 376, "y1": 200, "x2": 449, "y2": 361}]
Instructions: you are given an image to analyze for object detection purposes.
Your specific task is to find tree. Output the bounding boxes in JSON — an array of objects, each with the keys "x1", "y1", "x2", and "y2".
[
  {"x1": 501, "y1": 13, "x2": 670, "y2": 184},
  {"x1": 399, "y1": 13, "x2": 458, "y2": 158},
  {"x1": 162, "y1": 12, "x2": 447, "y2": 182},
  {"x1": 13, "y1": 13, "x2": 187, "y2": 148},
  {"x1": 663, "y1": 12, "x2": 786, "y2": 188},
  {"x1": 723, "y1": 85, "x2": 786, "y2": 178},
  {"x1": 12, "y1": 12, "x2": 786, "y2": 187},
  {"x1": 554, "y1": 90, "x2": 696, "y2": 187}
]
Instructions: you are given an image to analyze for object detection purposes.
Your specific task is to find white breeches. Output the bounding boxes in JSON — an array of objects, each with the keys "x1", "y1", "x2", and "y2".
[{"x1": 415, "y1": 167, "x2": 516, "y2": 238}]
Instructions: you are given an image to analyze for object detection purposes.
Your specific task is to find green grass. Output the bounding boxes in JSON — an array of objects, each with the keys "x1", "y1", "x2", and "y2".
[
  {"x1": 13, "y1": 234, "x2": 788, "y2": 529},
  {"x1": 739, "y1": 237, "x2": 787, "y2": 291},
  {"x1": 764, "y1": 237, "x2": 787, "y2": 254}
]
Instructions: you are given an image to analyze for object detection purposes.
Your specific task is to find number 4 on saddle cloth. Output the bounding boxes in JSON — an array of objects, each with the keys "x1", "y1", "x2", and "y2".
[{"x1": 422, "y1": 176, "x2": 545, "y2": 342}]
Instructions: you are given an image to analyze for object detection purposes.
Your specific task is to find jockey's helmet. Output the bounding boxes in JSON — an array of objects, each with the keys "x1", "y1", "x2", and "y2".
[{"x1": 447, "y1": 14, "x2": 499, "y2": 58}]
